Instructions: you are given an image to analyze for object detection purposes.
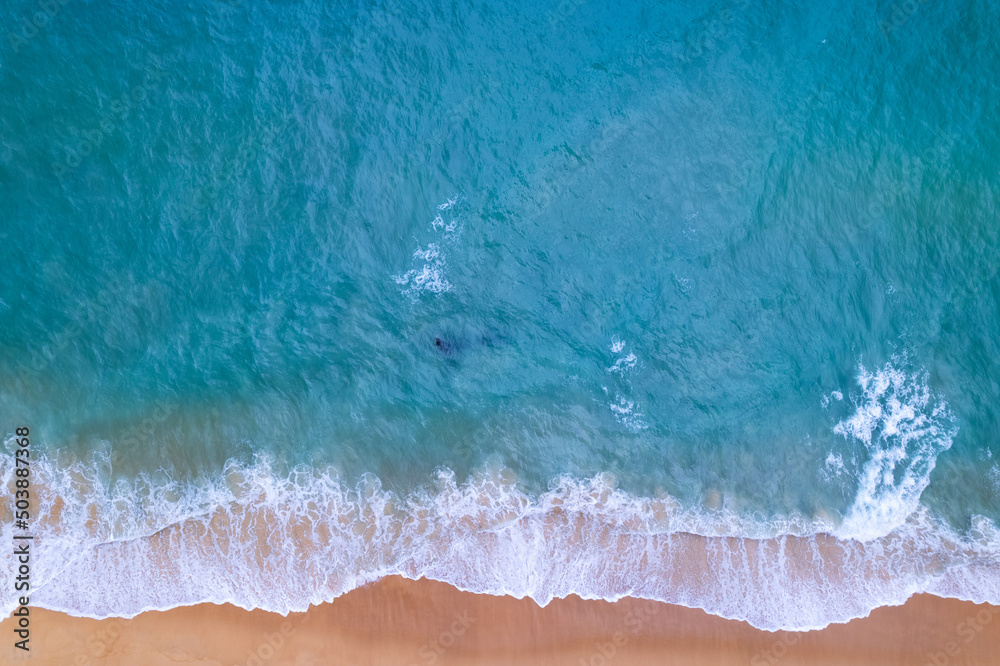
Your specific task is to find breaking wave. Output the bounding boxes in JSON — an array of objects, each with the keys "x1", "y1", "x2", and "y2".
[
  {"x1": 2, "y1": 457, "x2": 997, "y2": 631},
  {"x1": 2, "y1": 360, "x2": 992, "y2": 631}
]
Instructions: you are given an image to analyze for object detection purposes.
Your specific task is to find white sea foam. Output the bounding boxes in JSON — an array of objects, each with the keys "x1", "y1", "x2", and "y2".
[
  {"x1": 821, "y1": 452, "x2": 846, "y2": 481},
  {"x1": 821, "y1": 390, "x2": 843, "y2": 409},
  {"x1": 394, "y1": 243, "x2": 452, "y2": 295},
  {"x1": 607, "y1": 352, "x2": 637, "y2": 375},
  {"x1": 609, "y1": 394, "x2": 648, "y2": 432},
  {"x1": 394, "y1": 200, "x2": 462, "y2": 296},
  {"x1": 832, "y1": 361, "x2": 956, "y2": 541},
  {"x1": 605, "y1": 336, "x2": 646, "y2": 429},
  {"x1": 430, "y1": 214, "x2": 457, "y2": 233},
  {"x1": 2, "y1": 449, "x2": 997, "y2": 631}
]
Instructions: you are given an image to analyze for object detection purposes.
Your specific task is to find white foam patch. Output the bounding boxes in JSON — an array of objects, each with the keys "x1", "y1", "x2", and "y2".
[
  {"x1": 394, "y1": 199, "x2": 462, "y2": 297},
  {"x1": 609, "y1": 394, "x2": 648, "y2": 432},
  {"x1": 821, "y1": 452, "x2": 846, "y2": 481},
  {"x1": 832, "y1": 361, "x2": 957, "y2": 541},
  {"x1": 821, "y1": 390, "x2": 843, "y2": 409},
  {"x1": 606, "y1": 338, "x2": 637, "y2": 375},
  {"x1": 2, "y1": 451, "x2": 998, "y2": 630},
  {"x1": 607, "y1": 353, "x2": 637, "y2": 375},
  {"x1": 605, "y1": 336, "x2": 646, "y2": 430},
  {"x1": 430, "y1": 214, "x2": 457, "y2": 233},
  {"x1": 609, "y1": 335, "x2": 625, "y2": 354},
  {"x1": 394, "y1": 243, "x2": 452, "y2": 295},
  {"x1": 989, "y1": 466, "x2": 1000, "y2": 494}
]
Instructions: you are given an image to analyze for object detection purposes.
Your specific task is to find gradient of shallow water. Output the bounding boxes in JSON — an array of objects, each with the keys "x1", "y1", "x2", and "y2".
[{"x1": 1, "y1": 0, "x2": 998, "y2": 628}]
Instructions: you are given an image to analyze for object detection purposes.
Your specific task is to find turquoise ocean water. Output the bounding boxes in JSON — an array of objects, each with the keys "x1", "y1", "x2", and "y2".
[{"x1": 1, "y1": 0, "x2": 999, "y2": 630}]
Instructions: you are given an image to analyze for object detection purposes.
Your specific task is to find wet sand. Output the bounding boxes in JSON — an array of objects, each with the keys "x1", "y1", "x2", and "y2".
[{"x1": 3, "y1": 577, "x2": 999, "y2": 665}]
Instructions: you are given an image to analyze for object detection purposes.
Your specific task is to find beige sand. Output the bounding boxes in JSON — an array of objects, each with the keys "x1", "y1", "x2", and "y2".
[{"x1": 3, "y1": 577, "x2": 999, "y2": 665}]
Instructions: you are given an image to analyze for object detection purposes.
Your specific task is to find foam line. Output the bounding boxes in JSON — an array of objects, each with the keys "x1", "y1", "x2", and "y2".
[{"x1": 2, "y1": 455, "x2": 997, "y2": 631}]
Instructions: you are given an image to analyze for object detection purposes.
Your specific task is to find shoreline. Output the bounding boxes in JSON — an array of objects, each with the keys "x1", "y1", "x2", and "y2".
[
  {"x1": 3, "y1": 577, "x2": 999, "y2": 665},
  {"x1": 6, "y1": 451, "x2": 994, "y2": 629}
]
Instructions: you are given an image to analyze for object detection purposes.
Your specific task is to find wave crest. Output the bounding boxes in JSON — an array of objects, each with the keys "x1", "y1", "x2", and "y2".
[
  {"x1": 2, "y1": 451, "x2": 997, "y2": 631},
  {"x1": 833, "y1": 361, "x2": 957, "y2": 540}
]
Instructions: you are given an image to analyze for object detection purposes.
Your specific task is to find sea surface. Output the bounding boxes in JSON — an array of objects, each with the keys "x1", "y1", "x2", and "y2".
[{"x1": 1, "y1": 0, "x2": 999, "y2": 631}]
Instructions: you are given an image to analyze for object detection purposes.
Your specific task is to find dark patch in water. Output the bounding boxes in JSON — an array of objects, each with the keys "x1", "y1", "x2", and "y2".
[{"x1": 432, "y1": 330, "x2": 504, "y2": 358}]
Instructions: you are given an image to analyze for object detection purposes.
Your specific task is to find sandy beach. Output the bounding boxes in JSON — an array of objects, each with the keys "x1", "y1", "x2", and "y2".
[{"x1": 3, "y1": 577, "x2": 999, "y2": 665}]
